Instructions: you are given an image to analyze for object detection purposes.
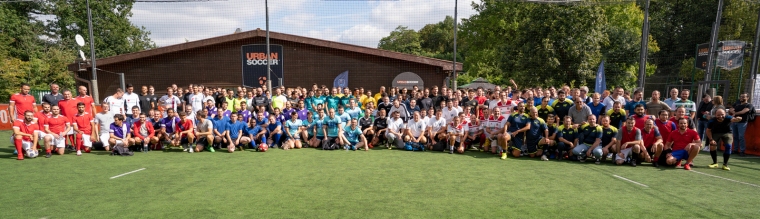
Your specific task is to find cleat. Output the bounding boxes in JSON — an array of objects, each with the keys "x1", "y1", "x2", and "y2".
[
  {"x1": 45, "y1": 153, "x2": 51, "y2": 158},
  {"x1": 652, "y1": 162, "x2": 659, "y2": 168},
  {"x1": 595, "y1": 158, "x2": 600, "y2": 165},
  {"x1": 208, "y1": 147, "x2": 215, "y2": 153},
  {"x1": 630, "y1": 159, "x2": 637, "y2": 167},
  {"x1": 722, "y1": 165, "x2": 731, "y2": 171},
  {"x1": 684, "y1": 163, "x2": 692, "y2": 170},
  {"x1": 76, "y1": 150, "x2": 82, "y2": 156},
  {"x1": 501, "y1": 152, "x2": 507, "y2": 160},
  {"x1": 541, "y1": 155, "x2": 548, "y2": 161},
  {"x1": 708, "y1": 163, "x2": 719, "y2": 168}
]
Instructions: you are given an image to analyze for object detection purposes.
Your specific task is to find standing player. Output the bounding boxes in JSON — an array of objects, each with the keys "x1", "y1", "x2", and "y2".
[
  {"x1": 123, "y1": 84, "x2": 141, "y2": 118},
  {"x1": 9, "y1": 83, "x2": 36, "y2": 121},
  {"x1": 43, "y1": 105, "x2": 71, "y2": 158},
  {"x1": 58, "y1": 90, "x2": 81, "y2": 150},
  {"x1": 12, "y1": 111, "x2": 39, "y2": 160},
  {"x1": 42, "y1": 83, "x2": 63, "y2": 106},
  {"x1": 551, "y1": 90, "x2": 573, "y2": 120},
  {"x1": 663, "y1": 117, "x2": 702, "y2": 170},
  {"x1": 139, "y1": 86, "x2": 156, "y2": 115},
  {"x1": 705, "y1": 109, "x2": 741, "y2": 170},
  {"x1": 159, "y1": 87, "x2": 181, "y2": 114},
  {"x1": 71, "y1": 103, "x2": 96, "y2": 156},
  {"x1": 104, "y1": 88, "x2": 126, "y2": 115},
  {"x1": 606, "y1": 101, "x2": 627, "y2": 129}
]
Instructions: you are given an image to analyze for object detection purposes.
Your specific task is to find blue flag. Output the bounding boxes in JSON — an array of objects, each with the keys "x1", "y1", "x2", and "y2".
[
  {"x1": 333, "y1": 71, "x2": 348, "y2": 88},
  {"x1": 594, "y1": 61, "x2": 606, "y2": 94}
]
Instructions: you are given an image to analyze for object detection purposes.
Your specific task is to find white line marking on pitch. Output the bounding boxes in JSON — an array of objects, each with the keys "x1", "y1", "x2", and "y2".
[
  {"x1": 613, "y1": 175, "x2": 649, "y2": 188},
  {"x1": 110, "y1": 168, "x2": 146, "y2": 179},
  {"x1": 691, "y1": 170, "x2": 760, "y2": 188}
]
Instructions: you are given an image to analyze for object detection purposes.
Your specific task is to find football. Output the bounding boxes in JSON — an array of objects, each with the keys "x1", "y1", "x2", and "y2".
[
  {"x1": 258, "y1": 143, "x2": 269, "y2": 152},
  {"x1": 26, "y1": 149, "x2": 38, "y2": 158}
]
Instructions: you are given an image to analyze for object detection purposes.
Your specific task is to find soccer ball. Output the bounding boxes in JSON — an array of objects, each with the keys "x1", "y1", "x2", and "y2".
[
  {"x1": 258, "y1": 143, "x2": 269, "y2": 152},
  {"x1": 26, "y1": 149, "x2": 39, "y2": 158}
]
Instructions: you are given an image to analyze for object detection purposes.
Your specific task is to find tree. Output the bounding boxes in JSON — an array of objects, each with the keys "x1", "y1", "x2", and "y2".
[{"x1": 378, "y1": 26, "x2": 424, "y2": 55}]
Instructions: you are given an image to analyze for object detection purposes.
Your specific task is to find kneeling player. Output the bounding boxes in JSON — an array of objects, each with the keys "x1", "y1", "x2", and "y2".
[
  {"x1": 174, "y1": 112, "x2": 195, "y2": 153},
  {"x1": 194, "y1": 111, "x2": 214, "y2": 152},
  {"x1": 342, "y1": 118, "x2": 368, "y2": 151},
  {"x1": 130, "y1": 113, "x2": 157, "y2": 153},
  {"x1": 13, "y1": 111, "x2": 40, "y2": 160},
  {"x1": 556, "y1": 116, "x2": 578, "y2": 161},
  {"x1": 404, "y1": 112, "x2": 428, "y2": 150},
  {"x1": 108, "y1": 114, "x2": 132, "y2": 150},
  {"x1": 464, "y1": 113, "x2": 483, "y2": 150},
  {"x1": 447, "y1": 116, "x2": 467, "y2": 154},
  {"x1": 639, "y1": 119, "x2": 663, "y2": 167},
  {"x1": 615, "y1": 118, "x2": 642, "y2": 166},
  {"x1": 539, "y1": 114, "x2": 558, "y2": 161},
  {"x1": 522, "y1": 107, "x2": 547, "y2": 158},
  {"x1": 663, "y1": 118, "x2": 701, "y2": 170}
]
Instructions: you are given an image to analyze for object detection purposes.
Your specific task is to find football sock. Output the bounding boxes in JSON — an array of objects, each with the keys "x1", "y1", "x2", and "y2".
[
  {"x1": 45, "y1": 149, "x2": 51, "y2": 154},
  {"x1": 710, "y1": 150, "x2": 717, "y2": 164},
  {"x1": 723, "y1": 153, "x2": 730, "y2": 166},
  {"x1": 14, "y1": 139, "x2": 23, "y2": 158}
]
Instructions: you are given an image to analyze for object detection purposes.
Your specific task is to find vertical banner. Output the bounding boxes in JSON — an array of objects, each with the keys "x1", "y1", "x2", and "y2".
[
  {"x1": 695, "y1": 43, "x2": 710, "y2": 70},
  {"x1": 716, "y1": 40, "x2": 745, "y2": 71},
  {"x1": 333, "y1": 71, "x2": 349, "y2": 88},
  {"x1": 753, "y1": 76, "x2": 760, "y2": 107},
  {"x1": 241, "y1": 44, "x2": 283, "y2": 88},
  {"x1": 594, "y1": 60, "x2": 606, "y2": 93}
]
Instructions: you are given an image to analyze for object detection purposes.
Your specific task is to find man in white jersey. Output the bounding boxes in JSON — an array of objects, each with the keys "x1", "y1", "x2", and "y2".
[
  {"x1": 188, "y1": 86, "x2": 205, "y2": 114},
  {"x1": 442, "y1": 100, "x2": 461, "y2": 122},
  {"x1": 159, "y1": 87, "x2": 182, "y2": 113},
  {"x1": 104, "y1": 88, "x2": 126, "y2": 115},
  {"x1": 123, "y1": 84, "x2": 141, "y2": 118}
]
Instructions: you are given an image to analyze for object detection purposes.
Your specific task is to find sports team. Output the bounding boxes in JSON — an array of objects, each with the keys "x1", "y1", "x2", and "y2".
[{"x1": 8, "y1": 81, "x2": 756, "y2": 171}]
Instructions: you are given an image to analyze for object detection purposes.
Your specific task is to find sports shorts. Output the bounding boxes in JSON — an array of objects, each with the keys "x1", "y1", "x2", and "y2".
[
  {"x1": 99, "y1": 133, "x2": 111, "y2": 146},
  {"x1": 80, "y1": 134, "x2": 92, "y2": 147},
  {"x1": 615, "y1": 147, "x2": 632, "y2": 161},
  {"x1": 671, "y1": 149, "x2": 689, "y2": 161},
  {"x1": 525, "y1": 137, "x2": 542, "y2": 154}
]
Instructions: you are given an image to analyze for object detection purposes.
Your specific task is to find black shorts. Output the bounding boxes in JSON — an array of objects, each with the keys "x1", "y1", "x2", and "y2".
[
  {"x1": 197, "y1": 137, "x2": 209, "y2": 146},
  {"x1": 658, "y1": 148, "x2": 673, "y2": 166},
  {"x1": 526, "y1": 137, "x2": 541, "y2": 154}
]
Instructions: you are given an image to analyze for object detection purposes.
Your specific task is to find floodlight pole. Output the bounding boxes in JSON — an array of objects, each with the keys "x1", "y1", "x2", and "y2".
[
  {"x1": 748, "y1": 7, "x2": 760, "y2": 101},
  {"x1": 86, "y1": 0, "x2": 99, "y2": 103},
  {"x1": 637, "y1": 0, "x2": 650, "y2": 93},
  {"x1": 703, "y1": 0, "x2": 724, "y2": 97},
  {"x1": 452, "y1": 0, "x2": 458, "y2": 89},
  {"x1": 265, "y1": 0, "x2": 272, "y2": 93}
]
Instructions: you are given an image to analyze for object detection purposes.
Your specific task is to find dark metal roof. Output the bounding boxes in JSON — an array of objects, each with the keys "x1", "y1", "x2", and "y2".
[{"x1": 73, "y1": 28, "x2": 462, "y2": 71}]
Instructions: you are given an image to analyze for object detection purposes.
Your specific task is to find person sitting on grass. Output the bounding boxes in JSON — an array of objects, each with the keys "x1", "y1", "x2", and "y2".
[
  {"x1": 615, "y1": 118, "x2": 642, "y2": 166},
  {"x1": 108, "y1": 114, "x2": 131, "y2": 153},
  {"x1": 464, "y1": 113, "x2": 483, "y2": 151},
  {"x1": 301, "y1": 111, "x2": 318, "y2": 148},
  {"x1": 341, "y1": 118, "x2": 367, "y2": 151},
  {"x1": 573, "y1": 115, "x2": 603, "y2": 163},
  {"x1": 427, "y1": 109, "x2": 447, "y2": 151},
  {"x1": 403, "y1": 111, "x2": 428, "y2": 150},
  {"x1": 523, "y1": 107, "x2": 548, "y2": 159},
  {"x1": 639, "y1": 119, "x2": 664, "y2": 167},
  {"x1": 322, "y1": 108, "x2": 343, "y2": 150},
  {"x1": 175, "y1": 111, "x2": 195, "y2": 153},
  {"x1": 556, "y1": 116, "x2": 579, "y2": 161},
  {"x1": 506, "y1": 102, "x2": 529, "y2": 159},
  {"x1": 194, "y1": 111, "x2": 214, "y2": 153},
  {"x1": 597, "y1": 115, "x2": 619, "y2": 164},
  {"x1": 663, "y1": 117, "x2": 702, "y2": 170},
  {"x1": 446, "y1": 115, "x2": 467, "y2": 154},
  {"x1": 265, "y1": 114, "x2": 283, "y2": 149},
  {"x1": 210, "y1": 108, "x2": 229, "y2": 150},
  {"x1": 283, "y1": 111, "x2": 303, "y2": 150},
  {"x1": 226, "y1": 113, "x2": 247, "y2": 152}
]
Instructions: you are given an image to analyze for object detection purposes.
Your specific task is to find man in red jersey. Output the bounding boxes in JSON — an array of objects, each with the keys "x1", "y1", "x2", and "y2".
[
  {"x1": 43, "y1": 105, "x2": 71, "y2": 158},
  {"x1": 664, "y1": 117, "x2": 702, "y2": 170},
  {"x1": 131, "y1": 112, "x2": 157, "y2": 153},
  {"x1": 76, "y1": 86, "x2": 96, "y2": 115},
  {"x1": 58, "y1": 90, "x2": 81, "y2": 150},
  {"x1": 638, "y1": 119, "x2": 663, "y2": 167},
  {"x1": 615, "y1": 117, "x2": 642, "y2": 166},
  {"x1": 9, "y1": 83, "x2": 35, "y2": 121},
  {"x1": 72, "y1": 103, "x2": 96, "y2": 156},
  {"x1": 12, "y1": 111, "x2": 40, "y2": 160},
  {"x1": 654, "y1": 110, "x2": 677, "y2": 143}
]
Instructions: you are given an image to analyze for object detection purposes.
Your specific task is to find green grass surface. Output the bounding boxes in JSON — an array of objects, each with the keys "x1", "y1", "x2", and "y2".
[{"x1": 0, "y1": 130, "x2": 758, "y2": 218}]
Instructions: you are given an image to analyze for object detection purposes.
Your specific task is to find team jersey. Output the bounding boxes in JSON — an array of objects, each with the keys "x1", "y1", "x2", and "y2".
[
  {"x1": 507, "y1": 112, "x2": 530, "y2": 136},
  {"x1": 669, "y1": 116, "x2": 695, "y2": 130},
  {"x1": 35, "y1": 110, "x2": 52, "y2": 126},
  {"x1": 579, "y1": 124, "x2": 603, "y2": 145},
  {"x1": 303, "y1": 119, "x2": 317, "y2": 136},
  {"x1": 159, "y1": 95, "x2": 181, "y2": 112},
  {"x1": 228, "y1": 121, "x2": 246, "y2": 139},
  {"x1": 338, "y1": 112, "x2": 351, "y2": 127},
  {"x1": 467, "y1": 121, "x2": 481, "y2": 136},
  {"x1": 551, "y1": 98, "x2": 574, "y2": 119},
  {"x1": 359, "y1": 117, "x2": 373, "y2": 130},
  {"x1": 189, "y1": 93, "x2": 205, "y2": 113},
  {"x1": 600, "y1": 126, "x2": 619, "y2": 147},
  {"x1": 446, "y1": 121, "x2": 468, "y2": 141},
  {"x1": 343, "y1": 125, "x2": 362, "y2": 143},
  {"x1": 525, "y1": 117, "x2": 547, "y2": 140},
  {"x1": 546, "y1": 123, "x2": 558, "y2": 140},
  {"x1": 210, "y1": 116, "x2": 229, "y2": 134},
  {"x1": 536, "y1": 105, "x2": 554, "y2": 122},
  {"x1": 486, "y1": 115, "x2": 507, "y2": 137},
  {"x1": 630, "y1": 114, "x2": 653, "y2": 130},
  {"x1": 326, "y1": 96, "x2": 340, "y2": 110},
  {"x1": 297, "y1": 109, "x2": 309, "y2": 121},
  {"x1": 496, "y1": 100, "x2": 517, "y2": 118},
  {"x1": 667, "y1": 129, "x2": 700, "y2": 151},
  {"x1": 76, "y1": 95, "x2": 95, "y2": 114},
  {"x1": 9, "y1": 93, "x2": 35, "y2": 119},
  {"x1": 285, "y1": 119, "x2": 302, "y2": 136},
  {"x1": 57, "y1": 98, "x2": 81, "y2": 121},
  {"x1": 238, "y1": 110, "x2": 252, "y2": 123},
  {"x1": 617, "y1": 127, "x2": 642, "y2": 149},
  {"x1": 707, "y1": 116, "x2": 734, "y2": 134},
  {"x1": 557, "y1": 125, "x2": 578, "y2": 143},
  {"x1": 587, "y1": 102, "x2": 606, "y2": 118},
  {"x1": 109, "y1": 123, "x2": 129, "y2": 139},
  {"x1": 315, "y1": 117, "x2": 326, "y2": 137},
  {"x1": 160, "y1": 117, "x2": 181, "y2": 133},
  {"x1": 641, "y1": 127, "x2": 661, "y2": 148},
  {"x1": 323, "y1": 116, "x2": 342, "y2": 137},
  {"x1": 442, "y1": 107, "x2": 461, "y2": 122},
  {"x1": 267, "y1": 121, "x2": 282, "y2": 133},
  {"x1": 373, "y1": 116, "x2": 388, "y2": 130},
  {"x1": 406, "y1": 119, "x2": 427, "y2": 137},
  {"x1": 104, "y1": 96, "x2": 126, "y2": 115},
  {"x1": 44, "y1": 115, "x2": 70, "y2": 134},
  {"x1": 123, "y1": 92, "x2": 140, "y2": 113},
  {"x1": 177, "y1": 119, "x2": 194, "y2": 133},
  {"x1": 606, "y1": 109, "x2": 627, "y2": 129},
  {"x1": 72, "y1": 112, "x2": 94, "y2": 134},
  {"x1": 386, "y1": 117, "x2": 405, "y2": 135},
  {"x1": 428, "y1": 117, "x2": 447, "y2": 133},
  {"x1": 13, "y1": 120, "x2": 39, "y2": 141}
]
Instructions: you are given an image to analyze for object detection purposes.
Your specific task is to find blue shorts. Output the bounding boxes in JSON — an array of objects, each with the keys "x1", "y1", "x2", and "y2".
[
  {"x1": 347, "y1": 140, "x2": 359, "y2": 147},
  {"x1": 316, "y1": 136, "x2": 324, "y2": 140},
  {"x1": 510, "y1": 135, "x2": 525, "y2": 151},
  {"x1": 671, "y1": 149, "x2": 689, "y2": 161}
]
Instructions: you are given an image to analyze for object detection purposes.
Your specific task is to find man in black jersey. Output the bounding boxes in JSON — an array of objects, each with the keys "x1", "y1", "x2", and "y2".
[
  {"x1": 359, "y1": 108, "x2": 375, "y2": 147},
  {"x1": 706, "y1": 109, "x2": 741, "y2": 171},
  {"x1": 370, "y1": 109, "x2": 389, "y2": 147}
]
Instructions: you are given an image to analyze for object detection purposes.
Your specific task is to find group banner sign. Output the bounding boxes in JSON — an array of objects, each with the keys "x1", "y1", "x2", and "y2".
[{"x1": 241, "y1": 44, "x2": 284, "y2": 88}]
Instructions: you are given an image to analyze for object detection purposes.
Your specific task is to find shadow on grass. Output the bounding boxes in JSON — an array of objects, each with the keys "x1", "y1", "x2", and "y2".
[{"x1": 0, "y1": 146, "x2": 17, "y2": 159}]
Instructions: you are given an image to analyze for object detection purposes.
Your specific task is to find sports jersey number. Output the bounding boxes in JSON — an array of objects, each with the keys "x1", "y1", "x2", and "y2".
[{"x1": 0, "y1": 109, "x2": 7, "y2": 124}]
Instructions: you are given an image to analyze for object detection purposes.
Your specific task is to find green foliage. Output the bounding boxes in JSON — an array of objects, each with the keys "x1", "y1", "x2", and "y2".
[
  {"x1": 378, "y1": 26, "x2": 424, "y2": 55},
  {"x1": 0, "y1": 0, "x2": 154, "y2": 102}
]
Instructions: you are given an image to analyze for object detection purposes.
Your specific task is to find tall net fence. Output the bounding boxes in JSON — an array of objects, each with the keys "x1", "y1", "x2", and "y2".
[{"x1": 1, "y1": 0, "x2": 759, "y2": 105}]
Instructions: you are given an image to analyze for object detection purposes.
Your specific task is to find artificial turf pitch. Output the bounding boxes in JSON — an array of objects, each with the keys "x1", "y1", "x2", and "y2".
[{"x1": 0, "y1": 130, "x2": 758, "y2": 219}]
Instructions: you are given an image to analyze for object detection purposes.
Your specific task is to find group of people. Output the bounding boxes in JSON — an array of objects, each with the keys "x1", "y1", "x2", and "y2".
[{"x1": 9, "y1": 81, "x2": 756, "y2": 171}]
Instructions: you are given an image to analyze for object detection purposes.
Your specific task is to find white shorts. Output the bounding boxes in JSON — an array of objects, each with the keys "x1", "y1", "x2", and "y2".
[
  {"x1": 616, "y1": 147, "x2": 632, "y2": 161},
  {"x1": 100, "y1": 133, "x2": 111, "y2": 147},
  {"x1": 22, "y1": 140, "x2": 33, "y2": 150},
  {"x1": 48, "y1": 135, "x2": 66, "y2": 148},
  {"x1": 66, "y1": 129, "x2": 74, "y2": 135},
  {"x1": 81, "y1": 134, "x2": 92, "y2": 147},
  {"x1": 38, "y1": 132, "x2": 47, "y2": 143}
]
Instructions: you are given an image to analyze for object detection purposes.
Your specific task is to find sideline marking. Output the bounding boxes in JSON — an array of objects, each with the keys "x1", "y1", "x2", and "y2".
[
  {"x1": 110, "y1": 168, "x2": 146, "y2": 179},
  {"x1": 692, "y1": 170, "x2": 760, "y2": 188},
  {"x1": 613, "y1": 175, "x2": 649, "y2": 188}
]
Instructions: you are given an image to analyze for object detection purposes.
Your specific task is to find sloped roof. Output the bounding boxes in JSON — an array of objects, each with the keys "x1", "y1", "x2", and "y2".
[{"x1": 79, "y1": 28, "x2": 462, "y2": 71}]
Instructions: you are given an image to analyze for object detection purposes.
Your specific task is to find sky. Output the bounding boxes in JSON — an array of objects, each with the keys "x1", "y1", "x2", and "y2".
[{"x1": 130, "y1": 0, "x2": 479, "y2": 48}]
